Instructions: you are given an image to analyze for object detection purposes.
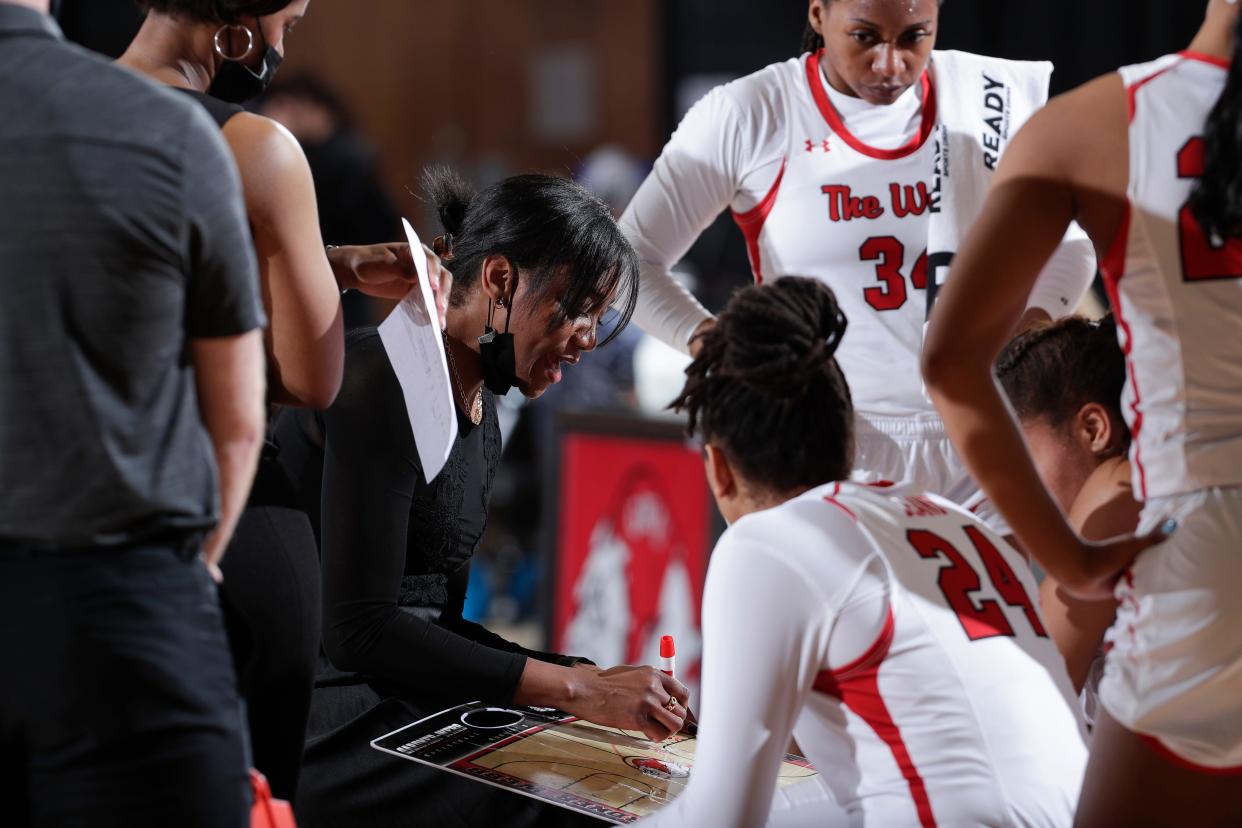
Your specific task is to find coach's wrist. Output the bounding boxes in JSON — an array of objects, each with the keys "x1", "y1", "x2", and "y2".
[{"x1": 513, "y1": 658, "x2": 577, "y2": 709}]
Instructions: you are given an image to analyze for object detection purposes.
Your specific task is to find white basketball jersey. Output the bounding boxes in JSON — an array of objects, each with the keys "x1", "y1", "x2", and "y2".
[
  {"x1": 732, "y1": 55, "x2": 937, "y2": 417},
  {"x1": 645, "y1": 481, "x2": 1086, "y2": 828},
  {"x1": 796, "y1": 482, "x2": 1086, "y2": 826},
  {"x1": 1108, "y1": 53, "x2": 1242, "y2": 500}
]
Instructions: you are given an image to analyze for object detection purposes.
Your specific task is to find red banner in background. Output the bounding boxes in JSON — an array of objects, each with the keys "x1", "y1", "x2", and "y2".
[{"x1": 553, "y1": 433, "x2": 712, "y2": 698}]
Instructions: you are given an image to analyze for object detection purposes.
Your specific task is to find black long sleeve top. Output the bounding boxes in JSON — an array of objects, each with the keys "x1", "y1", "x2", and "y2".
[{"x1": 275, "y1": 328, "x2": 566, "y2": 705}]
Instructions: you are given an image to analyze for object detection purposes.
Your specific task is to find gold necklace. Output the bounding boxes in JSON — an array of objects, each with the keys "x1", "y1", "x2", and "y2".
[{"x1": 443, "y1": 333, "x2": 483, "y2": 425}]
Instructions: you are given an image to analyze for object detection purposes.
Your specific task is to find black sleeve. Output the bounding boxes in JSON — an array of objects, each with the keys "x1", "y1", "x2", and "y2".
[
  {"x1": 439, "y1": 565, "x2": 581, "y2": 666},
  {"x1": 180, "y1": 105, "x2": 266, "y2": 338},
  {"x1": 318, "y1": 332, "x2": 528, "y2": 703}
]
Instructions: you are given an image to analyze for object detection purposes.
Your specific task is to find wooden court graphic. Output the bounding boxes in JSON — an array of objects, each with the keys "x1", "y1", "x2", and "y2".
[{"x1": 372, "y1": 703, "x2": 820, "y2": 823}]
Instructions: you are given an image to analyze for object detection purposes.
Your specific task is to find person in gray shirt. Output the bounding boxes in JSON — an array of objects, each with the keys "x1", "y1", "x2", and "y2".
[{"x1": 0, "y1": 1, "x2": 266, "y2": 824}]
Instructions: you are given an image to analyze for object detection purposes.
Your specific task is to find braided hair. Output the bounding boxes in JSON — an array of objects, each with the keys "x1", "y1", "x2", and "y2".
[
  {"x1": 801, "y1": 0, "x2": 946, "y2": 54},
  {"x1": 134, "y1": 0, "x2": 294, "y2": 24},
  {"x1": 671, "y1": 277, "x2": 854, "y2": 493},
  {"x1": 996, "y1": 315, "x2": 1130, "y2": 451}
]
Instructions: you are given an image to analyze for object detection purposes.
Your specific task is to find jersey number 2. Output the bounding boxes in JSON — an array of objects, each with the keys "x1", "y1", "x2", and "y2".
[
  {"x1": 860, "y1": 237, "x2": 928, "y2": 311},
  {"x1": 907, "y1": 527, "x2": 1048, "y2": 641},
  {"x1": 1177, "y1": 137, "x2": 1242, "y2": 282}
]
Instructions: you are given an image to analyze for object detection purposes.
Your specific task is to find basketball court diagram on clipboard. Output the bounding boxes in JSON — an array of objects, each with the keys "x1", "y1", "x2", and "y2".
[{"x1": 371, "y1": 702, "x2": 820, "y2": 824}]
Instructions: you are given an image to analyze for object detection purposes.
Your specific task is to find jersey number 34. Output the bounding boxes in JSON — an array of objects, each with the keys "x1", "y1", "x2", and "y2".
[
  {"x1": 907, "y1": 526, "x2": 1049, "y2": 642},
  {"x1": 859, "y1": 237, "x2": 929, "y2": 311}
]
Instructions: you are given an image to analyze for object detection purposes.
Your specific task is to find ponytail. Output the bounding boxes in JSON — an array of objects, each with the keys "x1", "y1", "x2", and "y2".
[
  {"x1": 419, "y1": 165, "x2": 639, "y2": 345},
  {"x1": 422, "y1": 164, "x2": 473, "y2": 239},
  {"x1": 671, "y1": 277, "x2": 855, "y2": 491},
  {"x1": 996, "y1": 315, "x2": 1130, "y2": 450},
  {"x1": 1190, "y1": 10, "x2": 1242, "y2": 240}
]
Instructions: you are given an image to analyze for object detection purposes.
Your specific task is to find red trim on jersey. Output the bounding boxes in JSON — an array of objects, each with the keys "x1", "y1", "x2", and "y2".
[
  {"x1": 732, "y1": 158, "x2": 787, "y2": 284},
  {"x1": 1098, "y1": 204, "x2": 1149, "y2": 500},
  {"x1": 806, "y1": 51, "x2": 936, "y2": 161},
  {"x1": 813, "y1": 609, "x2": 939, "y2": 828},
  {"x1": 823, "y1": 496, "x2": 858, "y2": 522},
  {"x1": 1178, "y1": 50, "x2": 1231, "y2": 70},
  {"x1": 1138, "y1": 733, "x2": 1242, "y2": 776},
  {"x1": 1126, "y1": 60, "x2": 1180, "y2": 123}
]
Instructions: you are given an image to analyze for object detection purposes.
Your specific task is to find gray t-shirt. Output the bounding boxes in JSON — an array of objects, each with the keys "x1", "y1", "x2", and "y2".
[{"x1": 0, "y1": 7, "x2": 265, "y2": 547}]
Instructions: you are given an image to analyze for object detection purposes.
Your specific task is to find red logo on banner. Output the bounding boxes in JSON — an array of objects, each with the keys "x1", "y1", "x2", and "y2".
[{"x1": 554, "y1": 435, "x2": 711, "y2": 694}]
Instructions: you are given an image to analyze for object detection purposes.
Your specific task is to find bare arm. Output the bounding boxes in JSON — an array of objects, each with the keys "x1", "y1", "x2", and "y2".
[
  {"x1": 1040, "y1": 459, "x2": 1140, "y2": 690},
  {"x1": 223, "y1": 114, "x2": 344, "y2": 409},
  {"x1": 192, "y1": 330, "x2": 266, "y2": 575},
  {"x1": 922, "y1": 75, "x2": 1165, "y2": 599}
]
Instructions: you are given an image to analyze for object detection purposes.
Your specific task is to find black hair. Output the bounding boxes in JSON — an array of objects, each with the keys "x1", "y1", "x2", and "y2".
[
  {"x1": 134, "y1": 0, "x2": 293, "y2": 24},
  {"x1": 671, "y1": 277, "x2": 854, "y2": 493},
  {"x1": 996, "y1": 315, "x2": 1130, "y2": 449},
  {"x1": 422, "y1": 166, "x2": 639, "y2": 347},
  {"x1": 801, "y1": 0, "x2": 945, "y2": 54},
  {"x1": 1189, "y1": 9, "x2": 1242, "y2": 240}
]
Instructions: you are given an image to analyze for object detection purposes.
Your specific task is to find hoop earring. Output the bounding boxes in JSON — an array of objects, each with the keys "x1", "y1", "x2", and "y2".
[{"x1": 212, "y1": 25, "x2": 256, "y2": 62}]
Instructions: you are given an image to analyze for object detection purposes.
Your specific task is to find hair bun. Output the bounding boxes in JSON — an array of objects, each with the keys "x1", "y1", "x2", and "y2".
[
  {"x1": 771, "y1": 276, "x2": 849, "y2": 358},
  {"x1": 421, "y1": 164, "x2": 475, "y2": 238}
]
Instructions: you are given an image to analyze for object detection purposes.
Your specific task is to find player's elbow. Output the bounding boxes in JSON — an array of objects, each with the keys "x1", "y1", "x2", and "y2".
[
  {"x1": 271, "y1": 358, "x2": 343, "y2": 411},
  {"x1": 920, "y1": 339, "x2": 964, "y2": 399}
]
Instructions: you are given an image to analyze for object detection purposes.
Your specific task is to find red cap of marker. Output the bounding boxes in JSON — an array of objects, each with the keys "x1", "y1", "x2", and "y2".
[{"x1": 659, "y1": 635, "x2": 676, "y2": 677}]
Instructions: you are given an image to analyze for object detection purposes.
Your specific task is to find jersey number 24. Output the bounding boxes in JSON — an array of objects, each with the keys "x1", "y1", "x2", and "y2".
[{"x1": 907, "y1": 526, "x2": 1048, "y2": 642}]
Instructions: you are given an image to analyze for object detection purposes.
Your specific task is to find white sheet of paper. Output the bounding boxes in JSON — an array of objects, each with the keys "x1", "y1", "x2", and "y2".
[{"x1": 377, "y1": 219, "x2": 457, "y2": 482}]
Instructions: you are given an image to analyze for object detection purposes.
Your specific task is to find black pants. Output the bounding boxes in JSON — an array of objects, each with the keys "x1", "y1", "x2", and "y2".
[
  {"x1": 221, "y1": 499, "x2": 322, "y2": 804},
  {"x1": 0, "y1": 541, "x2": 248, "y2": 827},
  {"x1": 220, "y1": 455, "x2": 322, "y2": 801}
]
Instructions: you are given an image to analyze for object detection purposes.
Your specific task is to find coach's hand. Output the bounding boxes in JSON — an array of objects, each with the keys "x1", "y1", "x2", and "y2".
[
  {"x1": 568, "y1": 665, "x2": 690, "y2": 742},
  {"x1": 513, "y1": 660, "x2": 689, "y2": 741}
]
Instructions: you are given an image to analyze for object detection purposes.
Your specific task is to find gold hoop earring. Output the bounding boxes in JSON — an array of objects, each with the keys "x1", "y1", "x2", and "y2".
[{"x1": 212, "y1": 25, "x2": 256, "y2": 62}]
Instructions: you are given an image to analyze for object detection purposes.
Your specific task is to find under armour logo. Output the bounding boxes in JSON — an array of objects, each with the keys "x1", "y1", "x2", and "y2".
[{"x1": 805, "y1": 138, "x2": 832, "y2": 153}]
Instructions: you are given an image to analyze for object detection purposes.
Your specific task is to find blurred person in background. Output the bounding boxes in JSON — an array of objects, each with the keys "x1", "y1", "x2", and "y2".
[
  {"x1": 118, "y1": 0, "x2": 448, "y2": 801},
  {"x1": 259, "y1": 73, "x2": 402, "y2": 328},
  {"x1": 275, "y1": 168, "x2": 688, "y2": 827},
  {"x1": 0, "y1": 0, "x2": 265, "y2": 822}
]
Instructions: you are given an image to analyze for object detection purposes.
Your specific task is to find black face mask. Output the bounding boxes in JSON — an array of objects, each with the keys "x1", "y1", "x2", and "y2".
[
  {"x1": 478, "y1": 297, "x2": 517, "y2": 396},
  {"x1": 209, "y1": 25, "x2": 283, "y2": 104}
]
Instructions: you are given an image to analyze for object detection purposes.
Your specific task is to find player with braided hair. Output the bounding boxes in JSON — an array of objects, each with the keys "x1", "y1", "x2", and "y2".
[
  {"x1": 638, "y1": 278, "x2": 1086, "y2": 828},
  {"x1": 925, "y1": 1, "x2": 1242, "y2": 821},
  {"x1": 996, "y1": 316, "x2": 1136, "y2": 723}
]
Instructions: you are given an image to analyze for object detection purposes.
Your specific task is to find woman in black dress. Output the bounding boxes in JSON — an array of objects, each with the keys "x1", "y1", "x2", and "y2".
[
  {"x1": 118, "y1": 0, "x2": 447, "y2": 801},
  {"x1": 276, "y1": 169, "x2": 690, "y2": 826}
]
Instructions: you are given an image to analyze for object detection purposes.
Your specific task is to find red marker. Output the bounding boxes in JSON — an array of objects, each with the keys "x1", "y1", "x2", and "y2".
[{"x1": 659, "y1": 635, "x2": 676, "y2": 677}]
